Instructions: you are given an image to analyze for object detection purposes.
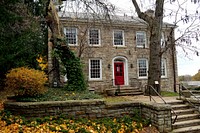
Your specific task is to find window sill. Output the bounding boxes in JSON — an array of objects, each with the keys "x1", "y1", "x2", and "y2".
[
  {"x1": 88, "y1": 79, "x2": 103, "y2": 82},
  {"x1": 136, "y1": 46, "x2": 149, "y2": 49},
  {"x1": 89, "y1": 45, "x2": 101, "y2": 47},
  {"x1": 138, "y1": 77, "x2": 148, "y2": 79},
  {"x1": 68, "y1": 44, "x2": 78, "y2": 46},
  {"x1": 113, "y1": 45, "x2": 126, "y2": 47}
]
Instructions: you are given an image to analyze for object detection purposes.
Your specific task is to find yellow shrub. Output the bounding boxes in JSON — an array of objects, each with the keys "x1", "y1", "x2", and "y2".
[
  {"x1": 5, "y1": 67, "x2": 48, "y2": 97},
  {"x1": 36, "y1": 55, "x2": 48, "y2": 71}
]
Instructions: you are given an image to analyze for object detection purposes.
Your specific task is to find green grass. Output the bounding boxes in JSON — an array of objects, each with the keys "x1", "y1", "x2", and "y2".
[
  {"x1": 13, "y1": 88, "x2": 102, "y2": 102},
  {"x1": 161, "y1": 91, "x2": 179, "y2": 97},
  {"x1": 103, "y1": 96, "x2": 131, "y2": 103}
]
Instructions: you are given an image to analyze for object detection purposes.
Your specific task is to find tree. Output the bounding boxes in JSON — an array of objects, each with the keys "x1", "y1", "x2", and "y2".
[
  {"x1": 192, "y1": 71, "x2": 200, "y2": 81},
  {"x1": 131, "y1": 0, "x2": 164, "y2": 95},
  {"x1": 179, "y1": 75, "x2": 192, "y2": 81},
  {"x1": 46, "y1": 0, "x2": 114, "y2": 88},
  {"x1": 0, "y1": 0, "x2": 47, "y2": 89},
  {"x1": 131, "y1": 0, "x2": 200, "y2": 95}
]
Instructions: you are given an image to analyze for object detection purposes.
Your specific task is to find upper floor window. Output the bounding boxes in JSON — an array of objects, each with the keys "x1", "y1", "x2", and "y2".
[
  {"x1": 89, "y1": 59, "x2": 102, "y2": 80},
  {"x1": 136, "y1": 31, "x2": 146, "y2": 48},
  {"x1": 113, "y1": 30, "x2": 124, "y2": 46},
  {"x1": 161, "y1": 59, "x2": 167, "y2": 77},
  {"x1": 161, "y1": 32, "x2": 165, "y2": 48},
  {"x1": 64, "y1": 27, "x2": 77, "y2": 45},
  {"x1": 89, "y1": 29, "x2": 100, "y2": 46},
  {"x1": 137, "y1": 58, "x2": 148, "y2": 78}
]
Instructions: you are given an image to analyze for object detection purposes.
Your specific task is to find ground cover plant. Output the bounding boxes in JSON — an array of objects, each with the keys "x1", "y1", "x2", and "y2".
[
  {"x1": 161, "y1": 91, "x2": 179, "y2": 97},
  {"x1": 10, "y1": 88, "x2": 102, "y2": 102},
  {"x1": 0, "y1": 110, "x2": 155, "y2": 133}
]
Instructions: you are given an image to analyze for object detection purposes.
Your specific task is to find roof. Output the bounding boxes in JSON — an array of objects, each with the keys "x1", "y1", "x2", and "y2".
[{"x1": 58, "y1": 12, "x2": 175, "y2": 28}]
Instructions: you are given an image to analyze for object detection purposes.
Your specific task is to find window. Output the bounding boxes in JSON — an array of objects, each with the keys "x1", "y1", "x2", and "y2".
[
  {"x1": 89, "y1": 29, "x2": 100, "y2": 45},
  {"x1": 113, "y1": 30, "x2": 124, "y2": 46},
  {"x1": 64, "y1": 27, "x2": 77, "y2": 45},
  {"x1": 161, "y1": 59, "x2": 167, "y2": 77},
  {"x1": 136, "y1": 31, "x2": 146, "y2": 48},
  {"x1": 89, "y1": 59, "x2": 102, "y2": 80},
  {"x1": 161, "y1": 32, "x2": 165, "y2": 48},
  {"x1": 137, "y1": 59, "x2": 148, "y2": 78}
]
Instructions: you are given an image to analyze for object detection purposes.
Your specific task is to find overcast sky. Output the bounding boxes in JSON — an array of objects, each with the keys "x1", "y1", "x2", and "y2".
[{"x1": 108, "y1": 0, "x2": 200, "y2": 76}]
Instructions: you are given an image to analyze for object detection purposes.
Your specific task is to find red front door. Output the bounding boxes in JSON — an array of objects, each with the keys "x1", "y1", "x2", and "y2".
[{"x1": 114, "y1": 62, "x2": 124, "y2": 85}]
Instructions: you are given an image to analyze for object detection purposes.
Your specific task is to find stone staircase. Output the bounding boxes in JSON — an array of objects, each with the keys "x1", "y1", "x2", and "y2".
[
  {"x1": 114, "y1": 86, "x2": 143, "y2": 96},
  {"x1": 169, "y1": 100, "x2": 200, "y2": 133}
]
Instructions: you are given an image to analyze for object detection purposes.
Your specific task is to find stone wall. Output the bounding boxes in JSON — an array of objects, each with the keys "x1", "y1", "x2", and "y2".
[
  {"x1": 56, "y1": 18, "x2": 178, "y2": 93},
  {"x1": 4, "y1": 100, "x2": 172, "y2": 132},
  {"x1": 141, "y1": 102, "x2": 172, "y2": 132}
]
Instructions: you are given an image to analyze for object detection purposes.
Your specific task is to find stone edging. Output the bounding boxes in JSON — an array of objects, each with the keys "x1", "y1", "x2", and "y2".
[{"x1": 4, "y1": 99, "x2": 172, "y2": 133}]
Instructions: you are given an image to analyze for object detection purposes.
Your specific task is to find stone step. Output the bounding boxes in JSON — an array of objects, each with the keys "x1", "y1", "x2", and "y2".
[
  {"x1": 172, "y1": 114, "x2": 200, "y2": 122},
  {"x1": 113, "y1": 87, "x2": 140, "y2": 90},
  {"x1": 173, "y1": 108, "x2": 196, "y2": 115},
  {"x1": 172, "y1": 119, "x2": 200, "y2": 129},
  {"x1": 167, "y1": 101, "x2": 184, "y2": 105},
  {"x1": 171, "y1": 125, "x2": 200, "y2": 133},
  {"x1": 116, "y1": 91, "x2": 143, "y2": 96},
  {"x1": 117, "y1": 89, "x2": 141, "y2": 93},
  {"x1": 171, "y1": 104, "x2": 190, "y2": 110}
]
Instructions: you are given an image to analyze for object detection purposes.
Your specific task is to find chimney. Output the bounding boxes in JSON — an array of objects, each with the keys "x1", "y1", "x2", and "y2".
[{"x1": 144, "y1": 9, "x2": 155, "y2": 17}]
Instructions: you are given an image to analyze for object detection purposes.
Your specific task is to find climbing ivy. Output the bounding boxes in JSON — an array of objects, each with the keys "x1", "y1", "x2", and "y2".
[{"x1": 54, "y1": 42, "x2": 87, "y2": 91}]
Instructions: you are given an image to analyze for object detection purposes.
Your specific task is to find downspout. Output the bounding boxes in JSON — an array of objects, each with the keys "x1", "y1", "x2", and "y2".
[{"x1": 171, "y1": 28, "x2": 177, "y2": 92}]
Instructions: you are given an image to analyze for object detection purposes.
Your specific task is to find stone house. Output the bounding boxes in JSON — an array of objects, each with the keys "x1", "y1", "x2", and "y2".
[{"x1": 52, "y1": 12, "x2": 178, "y2": 93}]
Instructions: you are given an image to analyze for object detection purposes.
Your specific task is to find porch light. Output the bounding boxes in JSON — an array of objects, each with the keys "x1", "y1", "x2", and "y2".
[
  {"x1": 108, "y1": 64, "x2": 111, "y2": 69},
  {"x1": 130, "y1": 64, "x2": 133, "y2": 68}
]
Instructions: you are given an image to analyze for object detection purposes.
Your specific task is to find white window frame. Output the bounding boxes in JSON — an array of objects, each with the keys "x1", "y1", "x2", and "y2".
[
  {"x1": 136, "y1": 31, "x2": 147, "y2": 48},
  {"x1": 89, "y1": 59, "x2": 102, "y2": 80},
  {"x1": 137, "y1": 58, "x2": 148, "y2": 79},
  {"x1": 113, "y1": 30, "x2": 125, "y2": 46},
  {"x1": 64, "y1": 27, "x2": 78, "y2": 46},
  {"x1": 88, "y1": 28, "x2": 101, "y2": 46},
  {"x1": 161, "y1": 32, "x2": 165, "y2": 48},
  {"x1": 161, "y1": 59, "x2": 167, "y2": 78}
]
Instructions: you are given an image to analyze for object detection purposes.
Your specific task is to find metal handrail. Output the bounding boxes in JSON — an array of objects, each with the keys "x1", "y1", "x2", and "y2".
[
  {"x1": 145, "y1": 84, "x2": 178, "y2": 124},
  {"x1": 178, "y1": 83, "x2": 200, "y2": 110}
]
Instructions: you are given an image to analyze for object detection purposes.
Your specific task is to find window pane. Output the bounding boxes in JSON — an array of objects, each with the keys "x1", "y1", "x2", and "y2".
[
  {"x1": 114, "y1": 31, "x2": 123, "y2": 45},
  {"x1": 138, "y1": 59, "x2": 147, "y2": 77},
  {"x1": 136, "y1": 32, "x2": 146, "y2": 47},
  {"x1": 161, "y1": 32, "x2": 165, "y2": 48},
  {"x1": 90, "y1": 60, "x2": 101, "y2": 79},
  {"x1": 65, "y1": 28, "x2": 77, "y2": 45},
  {"x1": 89, "y1": 29, "x2": 99, "y2": 45},
  {"x1": 161, "y1": 59, "x2": 166, "y2": 77}
]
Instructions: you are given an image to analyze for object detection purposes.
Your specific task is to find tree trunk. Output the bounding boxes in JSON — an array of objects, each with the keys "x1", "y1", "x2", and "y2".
[
  {"x1": 47, "y1": 0, "x2": 63, "y2": 87},
  {"x1": 132, "y1": 0, "x2": 164, "y2": 95}
]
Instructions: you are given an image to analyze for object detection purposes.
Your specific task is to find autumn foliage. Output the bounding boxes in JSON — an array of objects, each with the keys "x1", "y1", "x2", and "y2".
[
  {"x1": 0, "y1": 111, "x2": 156, "y2": 133},
  {"x1": 5, "y1": 67, "x2": 47, "y2": 97}
]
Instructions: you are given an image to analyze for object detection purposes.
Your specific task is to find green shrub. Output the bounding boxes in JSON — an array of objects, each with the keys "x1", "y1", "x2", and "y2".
[
  {"x1": 55, "y1": 44, "x2": 87, "y2": 91},
  {"x1": 5, "y1": 67, "x2": 47, "y2": 97}
]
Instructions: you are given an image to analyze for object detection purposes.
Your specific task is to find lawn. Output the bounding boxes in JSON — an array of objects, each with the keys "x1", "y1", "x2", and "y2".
[{"x1": 161, "y1": 91, "x2": 179, "y2": 97}]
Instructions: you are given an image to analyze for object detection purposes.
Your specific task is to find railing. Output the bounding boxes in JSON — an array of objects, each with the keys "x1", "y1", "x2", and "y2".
[
  {"x1": 145, "y1": 85, "x2": 178, "y2": 124},
  {"x1": 177, "y1": 83, "x2": 200, "y2": 110}
]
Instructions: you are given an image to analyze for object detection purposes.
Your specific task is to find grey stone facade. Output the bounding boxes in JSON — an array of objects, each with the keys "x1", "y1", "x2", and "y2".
[{"x1": 50, "y1": 13, "x2": 178, "y2": 93}]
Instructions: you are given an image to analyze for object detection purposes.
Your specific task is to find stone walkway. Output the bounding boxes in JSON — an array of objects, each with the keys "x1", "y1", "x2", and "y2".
[{"x1": 123, "y1": 95, "x2": 180, "y2": 104}]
